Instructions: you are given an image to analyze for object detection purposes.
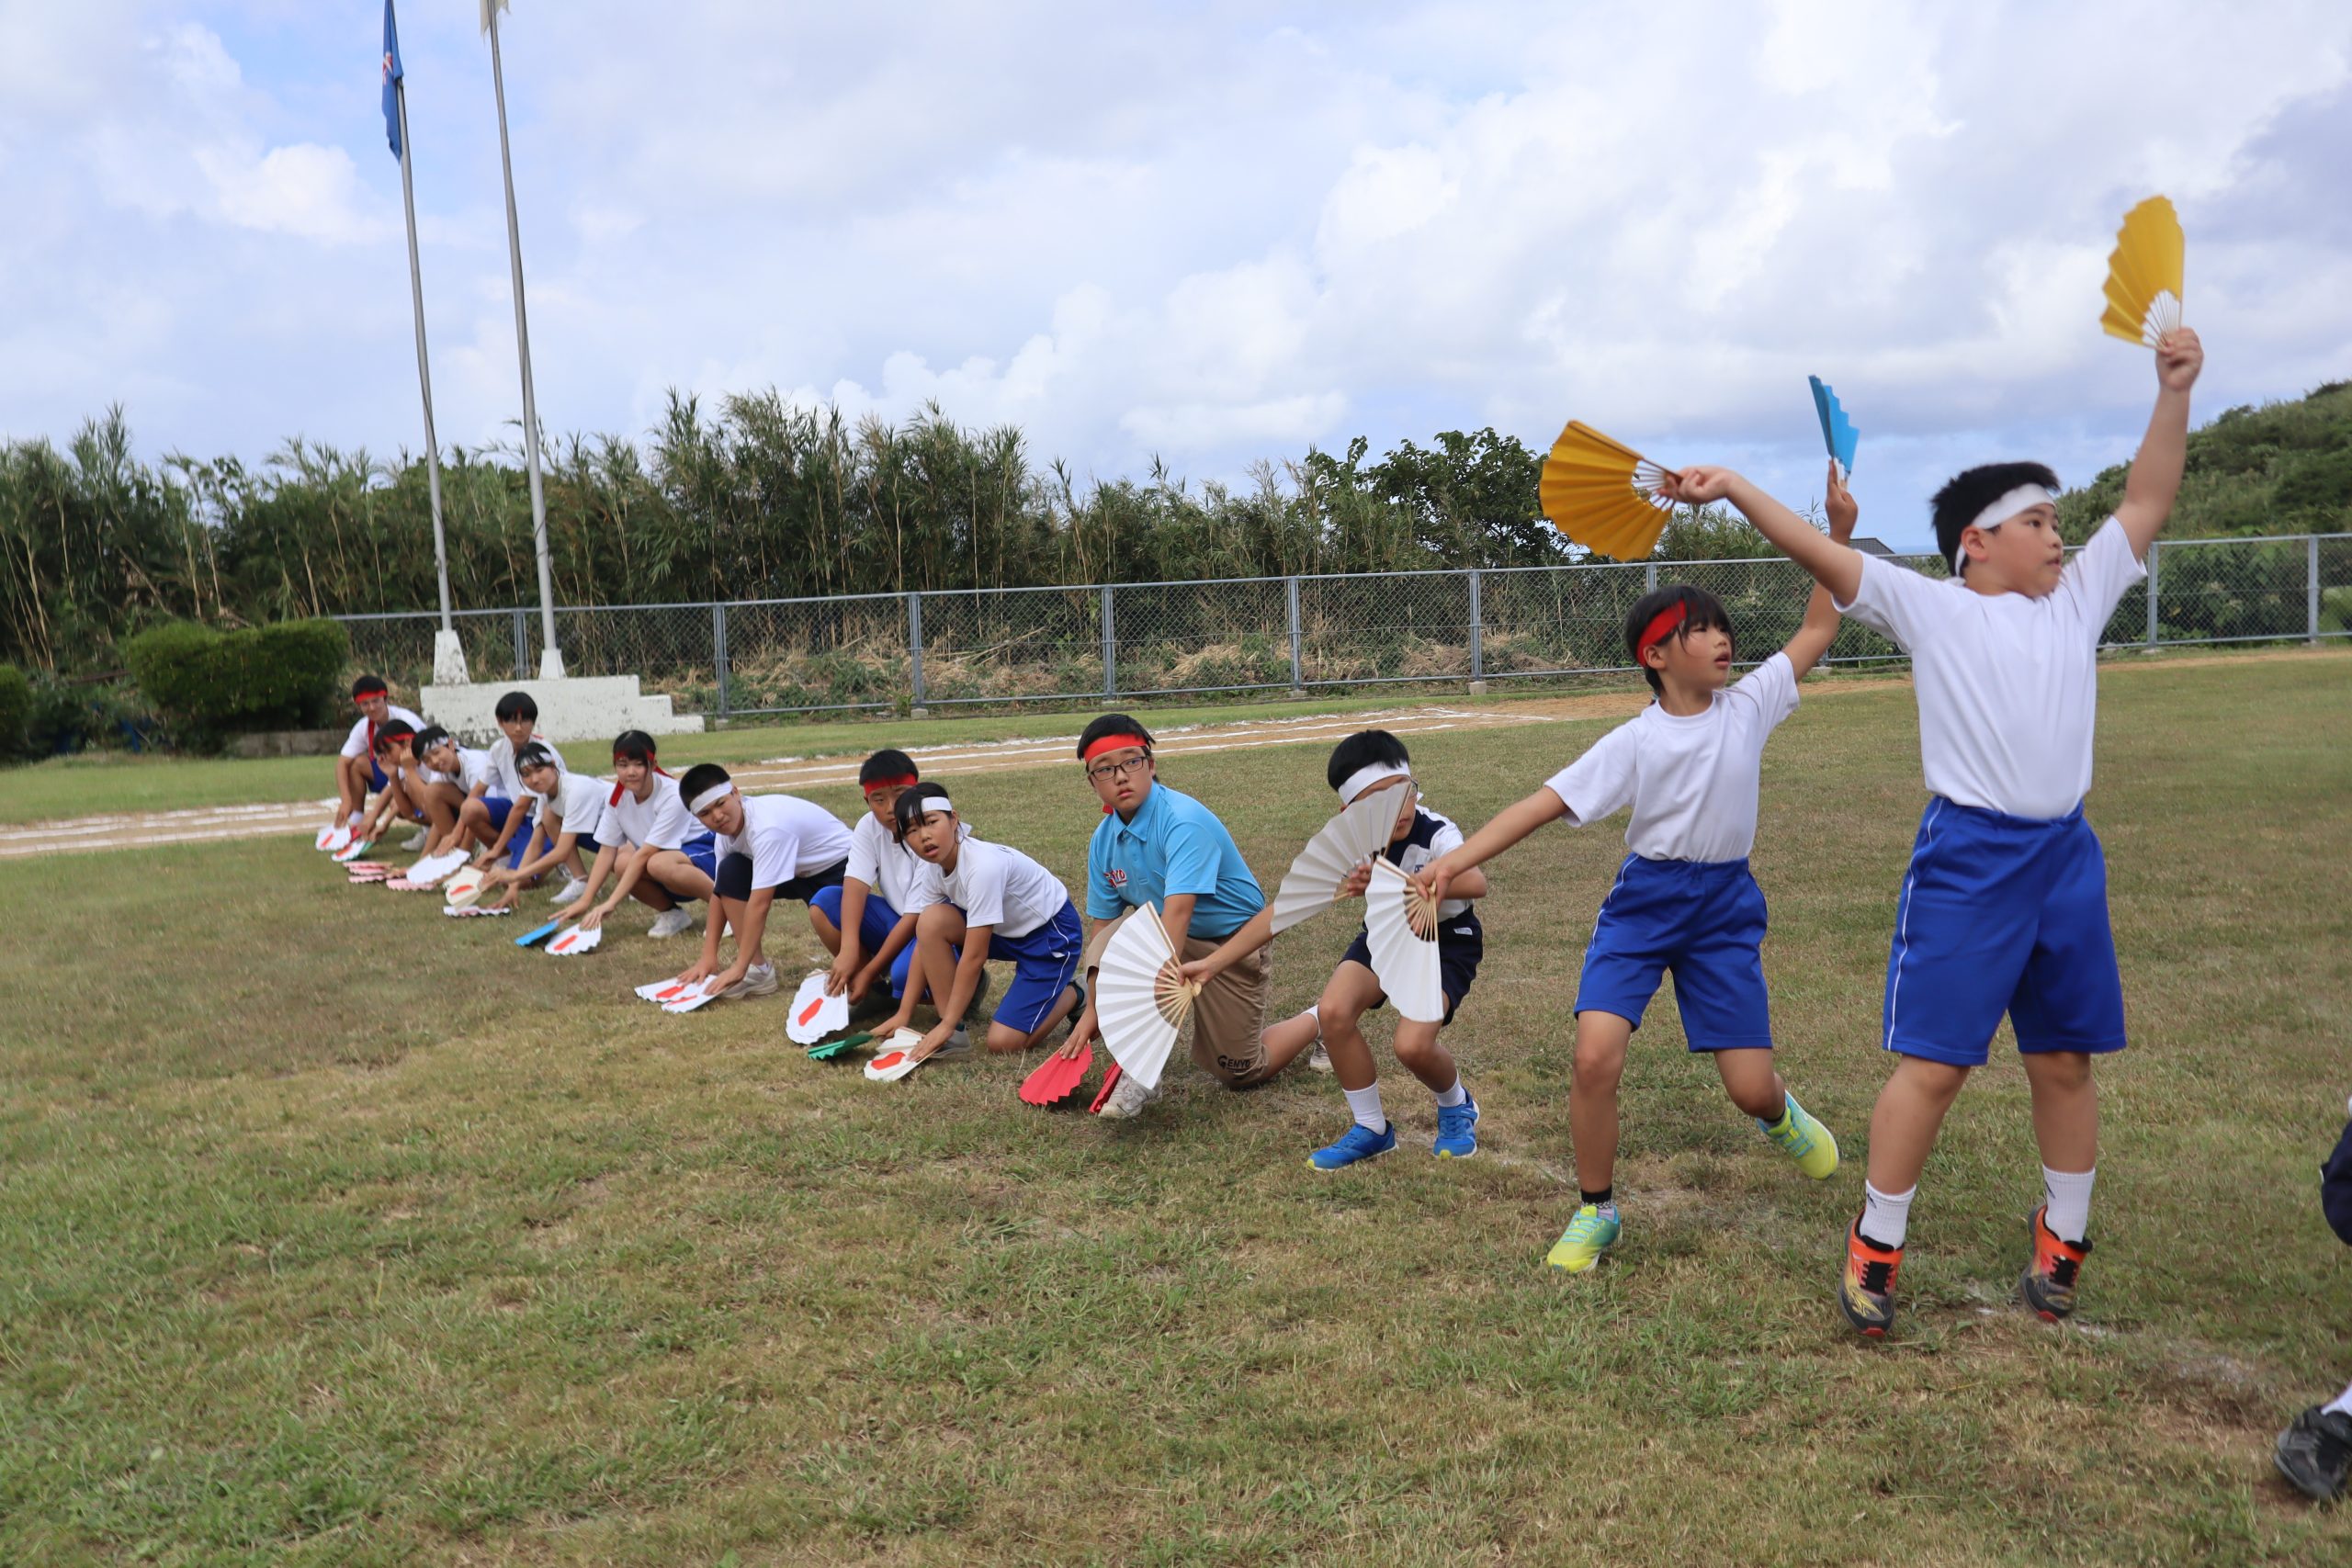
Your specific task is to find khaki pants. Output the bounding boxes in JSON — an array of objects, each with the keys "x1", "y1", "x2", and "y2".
[{"x1": 1083, "y1": 910, "x2": 1273, "y2": 1088}]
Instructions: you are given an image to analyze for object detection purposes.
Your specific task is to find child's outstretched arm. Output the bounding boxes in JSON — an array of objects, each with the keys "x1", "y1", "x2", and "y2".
[
  {"x1": 1664, "y1": 468, "x2": 1864, "y2": 605},
  {"x1": 1416, "y1": 788, "x2": 1567, "y2": 905},
  {"x1": 2115, "y1": 328, "x2": 2202, "y2": 559},
  {"x1": 1780, "y1": 460, "x2": 1860, "y2": 679}
]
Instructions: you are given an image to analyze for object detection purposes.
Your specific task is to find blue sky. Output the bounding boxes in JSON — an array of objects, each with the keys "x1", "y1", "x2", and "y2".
[{"x1": 4, "y1": 0, "x2": 2349, "y2": 553}]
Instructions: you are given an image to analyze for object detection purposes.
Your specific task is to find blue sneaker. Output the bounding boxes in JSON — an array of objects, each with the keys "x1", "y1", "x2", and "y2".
[
  {"x1": 1308, "y1": 1122, "x2": 1396, "y2": 1171},
  {"x1": 1432, "y1": 1092, "x2": 1480, "y2": 1158}
]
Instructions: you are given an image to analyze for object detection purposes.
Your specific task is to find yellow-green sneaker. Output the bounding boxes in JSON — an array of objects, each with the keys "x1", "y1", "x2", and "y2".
[
  {"x1": 1761, "y1": 1092, "x2": 1838, "y2": 1180},
  {"x1": 1544, "y1": 1203, "x2": 1621, "y2": 1274}
]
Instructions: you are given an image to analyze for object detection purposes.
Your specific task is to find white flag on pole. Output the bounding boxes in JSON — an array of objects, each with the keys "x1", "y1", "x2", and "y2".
[{"x1": 480, "y1": 0, "x2": 511, "y2": 34}]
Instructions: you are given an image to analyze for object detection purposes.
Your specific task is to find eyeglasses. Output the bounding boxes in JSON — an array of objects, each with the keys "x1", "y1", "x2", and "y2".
[{"x1": 1086, "y1": 755, "x2": 1150, "y2": 783}]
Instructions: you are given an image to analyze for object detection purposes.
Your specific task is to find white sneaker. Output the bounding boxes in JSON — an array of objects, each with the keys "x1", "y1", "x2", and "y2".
[
  {"x1": 718, "y1": 962, "x2": 779, "y2": 999},
  {"x1": 399, "y1": 829, "x2": 429, "y2": 852},
  {"x1": 647, "y1": 908, "x2": 696, "y2": 939},
  {"x1": 1307, "y1": 1038, "x2": 1332, "y2": 1075},
  {"x1": 551, "y1": 876, "x2": 588, "y2": 907},
  {"x1": 1098, "y1": 1070, "x2": 1160, "y2": 1120}
]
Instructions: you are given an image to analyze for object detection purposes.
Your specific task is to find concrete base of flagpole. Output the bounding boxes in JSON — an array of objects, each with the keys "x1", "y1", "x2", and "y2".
[
  {"x1": 431, "y1": 629, "x2": 471, "y2": 686},
  {"x1": 538, "y1": 647, "x2": 567, "y2": 680}
]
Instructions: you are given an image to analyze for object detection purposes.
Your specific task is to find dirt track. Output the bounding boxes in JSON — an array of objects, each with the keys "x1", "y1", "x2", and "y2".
[{"x1": 0, "y1": 649, "x2": 2330, "y2": 861}]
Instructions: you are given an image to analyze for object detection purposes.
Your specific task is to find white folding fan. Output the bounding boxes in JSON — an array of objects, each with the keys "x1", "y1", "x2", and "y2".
[
  {"x1": 1095, "y1": 906, "x2": 1200, "y2": 1091},
  {"x1": 545, "y1": 923, "x2": 604, "y2": 956},
  {"x1": 1269, "y1": 778, "x2": 1408, "y2": 934},
  {"x1": 317, "y1": 823, "x2": 352, "y2": 853},
  {"x1": 1363, "y1": 860, "x2": 1445, "y2": 1023},
  {"x1": 442, "y1": 865, "x2": 489, "y2": 908},
  {"x1": 863, "y1": 1027, "x2": 927, "y2": 1082},
  {"x1": 786, "y1": 973, "x2": 850, "y2": 1044},
  {"x1": 662, "y1": 979, "x2": 721, "y2": 1015},
  {"x1": 410, "y1": 848, "x2": 470, "y2": 885}
]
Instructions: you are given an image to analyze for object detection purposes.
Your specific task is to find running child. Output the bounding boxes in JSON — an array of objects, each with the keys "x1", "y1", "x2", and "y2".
[
  {"x1": 561, "y1": 731, "x2": 717, "y2": 939},
  {"x1": 467, "y1": 692, "x2": 568, "y2": 884},
  {"x1": 1180, "y1": 729, "x2": 1490, "y2": 1168},
  {"x1": 878, "y1": 784, "x2": 1085, "y2": 1063},
  {"x1": 810, "y1": 750, "x2": 942, "y2": 1013},
  {"x1": 1657, "y1": 329, "x2": 2201, "y2": 1334},
  {"x1": 1419, "y1": 461, "x2": 1859, "y2": 1273},
  {"x1": 329, "y1": 676, "x2": 424, "y2": 847},
  {"x1": 481, "y1": 743, "x2": 600, "y2": 909},
  {"x1": 409, "y1": 725, "x2": 498, "y2": 858},
  {"x1": 670, "y1": 762, "x2": 854, "y2": 1001},
  {"x1": 1056, "y1": 715, "x2": 1318, "y2": 1117}
]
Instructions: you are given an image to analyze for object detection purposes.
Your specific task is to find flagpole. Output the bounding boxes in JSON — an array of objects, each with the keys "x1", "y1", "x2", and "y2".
[
  {"x1": 393, "y1": 75, "x2": 468, "y2": 685},
  {"x1": 485, "y1": 4, "x2": 564, "y2": 679}
]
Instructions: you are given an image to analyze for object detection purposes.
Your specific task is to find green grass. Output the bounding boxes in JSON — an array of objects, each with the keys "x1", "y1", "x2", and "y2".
[{"x1": 3, "y1": 659, "x2": 2349, "y2": 1563}]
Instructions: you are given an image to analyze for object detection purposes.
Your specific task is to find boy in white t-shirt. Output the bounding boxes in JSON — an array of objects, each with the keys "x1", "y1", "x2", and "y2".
[
  {"x1": 465, "y1": 692, "x2": 568, "y2": 886},
  {"x1": 1664, "y1": 329, "x2": 2202, "y2": 1336},
  {"x1": 880, "y1": 784, "x2": 1085, "y2": 1063},
  {"x1": 327, "y1": 675, "x2": 425, "y2": 847},
  {"x1": 481, "y1": 744, "x2": 600, "y2": 909},
  {"x1": 810, "y1": 750, "x2": 948, "y2": 1014},
  {"x1": 1421, "y1": 462, "x2": 1859, "y2": 1274},
  {"x1": 672, "y1": 762, "x2": 854, "y2": 1001},
  {"x1": 560, "y1": 731, "x2": 718, "y2": 940},
  {"x1": 409, "y1": 726, "x2": 497, "y2": 859}
]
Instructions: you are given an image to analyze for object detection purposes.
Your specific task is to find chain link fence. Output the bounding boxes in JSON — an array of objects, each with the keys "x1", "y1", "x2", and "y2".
[{"x1": 337, "y1": 533, "x2": 2352, "y2": 721}]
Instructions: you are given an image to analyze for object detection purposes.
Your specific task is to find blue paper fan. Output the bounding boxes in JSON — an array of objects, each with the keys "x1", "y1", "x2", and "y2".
[{"x1": 1808, "y1": 376, "x2": 1860, "y2": 476}]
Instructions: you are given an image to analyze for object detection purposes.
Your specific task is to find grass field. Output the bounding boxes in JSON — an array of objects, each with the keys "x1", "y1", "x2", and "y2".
[{"x1": 3, "y1": 655, "x2": 2349, "y2": 1565}]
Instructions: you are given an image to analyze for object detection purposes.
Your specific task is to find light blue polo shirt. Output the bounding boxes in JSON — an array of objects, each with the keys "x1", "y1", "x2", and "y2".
[{"x1": 1084, "y1": 782, "x2": 1263, "y2": 941}]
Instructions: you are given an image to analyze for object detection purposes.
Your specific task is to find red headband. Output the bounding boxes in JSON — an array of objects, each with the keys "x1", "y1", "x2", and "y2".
[
  {"x1": 1082, "y1": 733, "x2": 1150, "y2": 764},
  {"x1": 863, "y1": 773, "x2": 919, "y2": 796},
  {"x1": 1635, "y1": 602, "x2": 1688, "y2": 661}
]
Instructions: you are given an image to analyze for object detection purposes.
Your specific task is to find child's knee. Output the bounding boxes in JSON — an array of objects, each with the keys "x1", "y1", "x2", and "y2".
[
  {"x1": 1572, "y1": 1038, "x2": 1626, "y2": 1090},
  {"x1": 1391, "y1": 1027, "x2": 1442, "y2": 1073},
  {"x1": 2026, "y1": 1051, "x2": 2094, "y2": 1093},
  {"x1": 986, "y1": 1023, "x2": 1029, "y2": 1054}
]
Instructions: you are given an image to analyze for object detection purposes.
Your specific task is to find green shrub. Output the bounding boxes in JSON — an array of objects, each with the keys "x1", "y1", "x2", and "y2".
[
  {"x1": 0, "y1": 664, "x2": 28, "y2": 759},
  {"x1": 123, "y1": 619, "x2": 349, "y2": 750}
]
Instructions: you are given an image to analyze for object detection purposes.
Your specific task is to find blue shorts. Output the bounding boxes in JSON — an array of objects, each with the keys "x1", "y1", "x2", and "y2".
[
  {"x1": 1882, "y1": 798, "x2": 2126, "y2": 1067},
  {"x1": 368, "y1": 759, "x2": 390, "y2": 793},
  {"x1": 808, "y1": 885, "x2": 936, "y2": 998},
  {"x1": 984, "y1": 901, "x2": 1085, "y2": 1036},
  {"x1": 1577, "y1": 855, "x2": 1772, "y2": 1052},
  {"x1": 679, "y1": 832, "x2": 718, "y2": 883},
  {"x1": 1342, "y1": 910, "x2": 1483, "y2": 1024},
  {"x1": 479, "y1": 796, "x2": 533, "y2": 868}
]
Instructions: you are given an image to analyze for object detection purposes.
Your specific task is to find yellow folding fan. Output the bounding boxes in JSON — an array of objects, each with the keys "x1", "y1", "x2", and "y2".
[
  {"x1": 1539, "y1": 421, "x2": 1679, "y2": 560},
  {"x1": 2099, "y1": 196, "x2": 2184, "y2": 348}
]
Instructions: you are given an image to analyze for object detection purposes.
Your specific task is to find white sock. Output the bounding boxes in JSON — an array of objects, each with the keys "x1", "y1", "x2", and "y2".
[
  {"x1": 1305, "y1": 1004, "x2": 1321, "y2": 1038},
  {"x1": 2041, "y1": 1166, "x2": 2096, "y2": 1245},
  {"x1": 2325, "y1": 1381, "x2": 2352, "y2": 1419},
  {"x1": 1342, "y1": 1083, "x2": 1385, "y2": 1133},
  {"x1": 1861, "y1": 1181, "x2": 1916, "y2": 1249},
  {"x1": 1432, "y1": 1076, "x2": 1466, "y2": 1109}
]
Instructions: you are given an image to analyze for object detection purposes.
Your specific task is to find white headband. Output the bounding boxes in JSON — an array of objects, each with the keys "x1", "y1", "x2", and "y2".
[
  {"x1": 688, "y1": 782, "x2": 733, "y2": 816},
  {"x1": 1338, "y1": 765, "x2": 1410, "y2": 807},
  {"x1": 1954, "y1": 484, "x2": 2055, "y2": 572},
  {"x1": 917, "y1": 796, "x2": 956, "y2": 817}
]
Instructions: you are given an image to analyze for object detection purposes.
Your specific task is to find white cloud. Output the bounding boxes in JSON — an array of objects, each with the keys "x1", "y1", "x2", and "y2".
[{"x1": 0, "y1": 0, "x2": 2349, "y2": 547}]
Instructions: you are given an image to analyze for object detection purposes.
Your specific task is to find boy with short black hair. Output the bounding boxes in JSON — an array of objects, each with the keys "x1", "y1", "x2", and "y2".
[
  {"x1": 1056, "y1": 714, "x2": 1318, "y2": 1118},
  {"x1": 1420, "y1": 462, "x2": 1858, "y2": 1273},
  {"x1": 410, "y1": 725, "x2": 497, "y2": 858},
  {"x1": 1661, "y1": 329, "x2": 2201, "y2": 1334},
  {"x1": 671, "y1": 762, "x2": 854, "y2": 1001},
  {"x1": 810, "y1": 750, "x2": 940, "y2": 1011},
  {"x1": 560, "y1": 731, "x2": 717, "y2": 939},
  {"x1": 1182, "y1": 728, "x2": 1491, "y2": 1168},
  {"x1": 468, "y1": 691, "x2": 568, "y2": 886},
  {"x1": 481, "y1": 742, "x2": 600, "y2": 909},
  {"x1": 329, "y1": 675, "x2": 424, "y2": 846}
]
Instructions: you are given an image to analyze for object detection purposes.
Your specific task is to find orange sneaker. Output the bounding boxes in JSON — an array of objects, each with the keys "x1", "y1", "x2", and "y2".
[
  {"x1": 2020, "y1": 1206, "x2": 2092, "y2": 1322},
  {"x1": 1839, "y1": 1219, "x2": 1904, "y2": 1338}
]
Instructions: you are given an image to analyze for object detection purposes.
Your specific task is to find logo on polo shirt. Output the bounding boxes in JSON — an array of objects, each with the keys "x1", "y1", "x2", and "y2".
[{"x1": 1106, "y1": 868, "x2": 1128, "y2": 888}]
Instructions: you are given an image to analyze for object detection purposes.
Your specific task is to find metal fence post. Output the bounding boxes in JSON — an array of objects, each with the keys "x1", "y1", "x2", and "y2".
[
  {"x1": 711, "y1": 602, "x2": 729, "y2": 723},
  {"x1": 1466, "y1": 569, "x2": 1486, "y2": 694},
  {"x1": 2145, "y1": 542, "x2": 2160, "y2": 648},
  {"x1": 907, "y1": 592, "x2": 928, "y2": 716},
  {"x1": 1644, "y1": 560, "x2": 1658, "y2": 593},
  {"x1": 2311, "y1": 535, "x2": 2323, "y2": 642},
  {"x1": 1101, "y1": 584, "x2": 1116, "y2": 699},
  {"x1": 1285, "y1": 576, "x2": 1305, "y2": 692},
  {"x1": 512, "y1": 607, "x2": 529, "y2": 679}
]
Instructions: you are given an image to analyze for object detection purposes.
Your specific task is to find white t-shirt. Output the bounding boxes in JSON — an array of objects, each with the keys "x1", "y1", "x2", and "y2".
[
  {"x1": 340, "y1": 704, "x2": 424, "y2": 760},
  {"x1": 904, "y1": 836, "x2": 1072, "y2": 940},
  {"x1": 1835, "y1": 516, "x2": 2143, "y2": 819},
  {"x1": 545, "y1": 772, "x2": 609, "y2": 842},
  {"x1": 845, "y1": 811, "x2": 930, "y2": 912},
  {"x1": 712, "y1": 793, "x2": 854, "y2": 890},
  {"x1": 486, "y1": 733, "x2": 565, "y2": 802},
  {"x1": 422, "y1": 746, "x2": 496, "y2": 793},
  {"x1": 605, "y1": 773, "x2": 695, "y2": 852},
  {"x1": 1544, "y1": 652, "x2": 1801, "y2": 862}
]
